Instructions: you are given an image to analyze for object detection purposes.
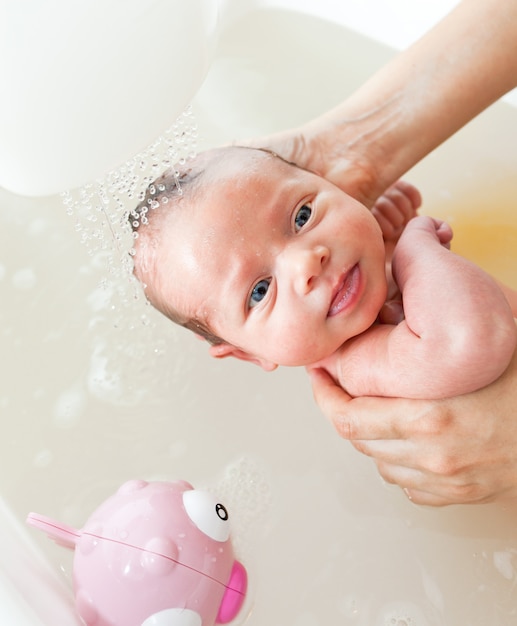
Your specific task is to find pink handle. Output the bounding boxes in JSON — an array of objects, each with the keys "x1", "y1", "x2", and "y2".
[{"x1": 26, "y1": 512, "x2": 80, "y2": 550}]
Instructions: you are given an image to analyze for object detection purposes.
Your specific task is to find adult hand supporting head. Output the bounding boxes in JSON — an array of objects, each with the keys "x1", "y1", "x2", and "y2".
[
  {"x1": 249, "y1": 0, "x2": 517, "y2": 208},
  {"x1": 308, "y1": 344, "x2": 517, "y2": 506}
]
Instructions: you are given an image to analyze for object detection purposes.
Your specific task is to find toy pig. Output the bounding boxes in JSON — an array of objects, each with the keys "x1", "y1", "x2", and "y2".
[{"x1": 27, "y1": 479, "x2": 248, "y2": 626}]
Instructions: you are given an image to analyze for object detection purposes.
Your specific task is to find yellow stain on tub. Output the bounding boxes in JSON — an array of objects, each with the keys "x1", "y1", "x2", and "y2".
[{"x1": 425, "y1": 186, "x2": 517, "y2": 290}]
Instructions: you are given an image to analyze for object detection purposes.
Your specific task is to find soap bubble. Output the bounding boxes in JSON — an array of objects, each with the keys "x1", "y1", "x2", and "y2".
[{"x1": 375, "y1": 601, "x2": 430, "y2": 626}]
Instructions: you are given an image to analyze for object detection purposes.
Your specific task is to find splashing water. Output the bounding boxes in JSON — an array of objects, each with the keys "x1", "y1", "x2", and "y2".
[{"x1": 61, "y1": 107, "x2": 199, "y2": 405}]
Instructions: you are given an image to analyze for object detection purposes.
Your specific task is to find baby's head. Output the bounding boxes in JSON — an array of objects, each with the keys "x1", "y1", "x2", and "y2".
[
  {"x1": 130, "y1": 148, "x2": 226, "y2": 345},
  {"x1": 131, "y1": 146, "x2": 386, "y2": 370}
]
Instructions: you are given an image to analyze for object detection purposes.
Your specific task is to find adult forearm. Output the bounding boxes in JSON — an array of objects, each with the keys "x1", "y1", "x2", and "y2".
[{"x1": 297, "y1": 0, "x2": 517, "y2": 204}]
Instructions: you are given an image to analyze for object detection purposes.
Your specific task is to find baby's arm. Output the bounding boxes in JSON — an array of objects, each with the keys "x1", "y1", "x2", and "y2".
[
  {"x1": 320, "y1": 215, "x2": 517, "y2": 399},
  {"x1": 494, "y1": 278, "x2": 517, "y2": 317}
]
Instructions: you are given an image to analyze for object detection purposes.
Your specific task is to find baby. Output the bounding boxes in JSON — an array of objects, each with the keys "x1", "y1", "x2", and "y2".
[{"x1": 130, "y1": 146, "x2": 516, "y2": 399}]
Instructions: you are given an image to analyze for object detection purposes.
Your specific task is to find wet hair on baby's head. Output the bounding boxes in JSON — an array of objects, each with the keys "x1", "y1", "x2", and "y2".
[
  {"x1": 129, "y1": 154, "x2": 220, "y2": 343},
  {"x1": 129, "y1": 165, "x2": 201, "y2": 231},
  {"x1": 130, "y1": 145, "x2": 292, "y2": 231}
]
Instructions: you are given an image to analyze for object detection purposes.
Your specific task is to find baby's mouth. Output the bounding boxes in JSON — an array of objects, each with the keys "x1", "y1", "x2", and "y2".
[{"x1": 328, "y1": 264, "x2": 360, "y2": 317}]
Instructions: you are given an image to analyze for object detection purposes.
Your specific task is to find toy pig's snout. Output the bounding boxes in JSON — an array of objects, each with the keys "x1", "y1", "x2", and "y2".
[{"x1": 217, "y1": 560, "x2": 247, "y2": 624}]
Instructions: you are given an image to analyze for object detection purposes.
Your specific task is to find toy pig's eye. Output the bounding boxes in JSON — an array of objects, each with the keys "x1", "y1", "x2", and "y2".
[{"x1": 182, "y1": 490, "x2": 231, "y2": 542}]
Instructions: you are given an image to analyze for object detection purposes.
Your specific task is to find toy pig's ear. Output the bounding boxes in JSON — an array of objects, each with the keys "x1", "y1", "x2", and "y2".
[{"x1": 26, "y1": 512, "x2": 80, "y2": 550}]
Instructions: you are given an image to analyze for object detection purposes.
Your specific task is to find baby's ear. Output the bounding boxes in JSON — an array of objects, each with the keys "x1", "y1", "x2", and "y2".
[{"x1": 208, "y1": 343, "x2": 278, "y2": 372}]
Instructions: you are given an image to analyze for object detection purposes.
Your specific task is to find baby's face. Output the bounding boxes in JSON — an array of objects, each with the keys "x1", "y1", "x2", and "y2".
[{"x1": 155, "y1": 149, "x2": 387, "y2": 367}]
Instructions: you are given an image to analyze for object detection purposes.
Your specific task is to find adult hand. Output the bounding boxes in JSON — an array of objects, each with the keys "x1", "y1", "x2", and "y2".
[
  {"x1": 247, "y1": 123, "x2": 385, "y2": 209},
  {"x1": 250, "y1": 0, "x2": 517, "y2": 209},
  {"x1": 308, "y1": 345, "x2": 517, "y2": 506}
]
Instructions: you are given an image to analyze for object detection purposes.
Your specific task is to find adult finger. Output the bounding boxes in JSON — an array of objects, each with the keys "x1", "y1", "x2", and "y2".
[
  {"x1": 375, "y1": 458, "x2": 491, "y2": 506},
  {"x1": 371, "y1": 208, "x2": 400, "y2": 240},
  {"x1": 402, "y1": 489, "x2": 455, "y2": 507},
  {"x1": 403, "y1": 486, "x2": 491, "y2": 507},
  {"x1": 388, "y1": 180, "x2": 422, "y2": 212},
  {"x1": 351, "y1": 438, "x2": 417, "y2": 467},
  {"x1": 374, "y1": 462, "x2": 452, "y2": 505}
]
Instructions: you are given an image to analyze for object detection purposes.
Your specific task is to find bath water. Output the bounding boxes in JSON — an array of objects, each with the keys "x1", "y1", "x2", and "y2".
[{"x1": 1, "y1": 8, "x2": 516, "y2": 625}]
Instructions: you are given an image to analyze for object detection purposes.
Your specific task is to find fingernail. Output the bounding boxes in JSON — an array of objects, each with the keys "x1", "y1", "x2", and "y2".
[{"x1": 403, "y1": 488, "x2": 413, "y2": 501}]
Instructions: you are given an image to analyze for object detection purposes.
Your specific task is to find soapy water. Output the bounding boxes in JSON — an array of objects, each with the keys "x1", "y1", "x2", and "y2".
[
  {"x1": 206, "y1": 456, "x2": 272, "y2": 559},
  {"x1": 375, "y1": 602, "x2": 430, "y2": 626},
  {"x1": 60, "y1": 107, "x2": 199, "y2": 406}
]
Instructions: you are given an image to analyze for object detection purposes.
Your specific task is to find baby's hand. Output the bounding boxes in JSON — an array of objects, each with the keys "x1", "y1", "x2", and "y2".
[
  {"x1": 402, "y1": 214, "x2": 453, "y2": 249},
  {"x1": 372, "y1": 180, "x2": 421, "y2": 241}
]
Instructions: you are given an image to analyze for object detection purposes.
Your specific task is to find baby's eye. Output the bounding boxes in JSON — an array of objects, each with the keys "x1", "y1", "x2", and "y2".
[
  {"x1": 249, "y1": 279, "x2": 270, "y2": 308},
  {"x1": 294, "y1": 203, "x2": 312, "y2": 231}
]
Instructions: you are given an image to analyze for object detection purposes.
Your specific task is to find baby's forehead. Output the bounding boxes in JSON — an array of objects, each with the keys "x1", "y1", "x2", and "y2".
[{"x1": 201, "y1": 147, "x2": 287, "y2": 185}]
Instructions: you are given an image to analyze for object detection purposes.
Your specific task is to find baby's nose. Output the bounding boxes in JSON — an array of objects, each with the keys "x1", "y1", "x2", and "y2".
[{"x1": 288, "y1": 244, "x2": 329, "y2": 295}]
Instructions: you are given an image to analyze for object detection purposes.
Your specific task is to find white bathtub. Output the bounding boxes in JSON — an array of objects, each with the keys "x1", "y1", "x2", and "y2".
[{"x1": 1, "y1": 2, "x2": 517, "y2": 625}]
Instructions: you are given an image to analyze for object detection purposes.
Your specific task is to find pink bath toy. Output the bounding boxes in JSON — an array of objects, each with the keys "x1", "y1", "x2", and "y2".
[{"x1": 27, "y1": 479, "x2": 248, "y2": 626}]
